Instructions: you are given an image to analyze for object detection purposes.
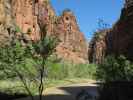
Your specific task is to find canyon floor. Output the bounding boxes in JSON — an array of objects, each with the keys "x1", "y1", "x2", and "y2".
[{"x1": 16, "y1": 80, "x2": 99, "y2": 100}]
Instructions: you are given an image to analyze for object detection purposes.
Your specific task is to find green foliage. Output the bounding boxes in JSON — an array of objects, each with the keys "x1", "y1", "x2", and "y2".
[
  {"x1": 15, "y1": 25, "x2": 22, "y2": 33},
  {"x1": 0, "y1": 36, "x2": 58, "y2": 100},
  {"x1": 73, "y1": 64, "x2": 97, "y2": 79},
  {"x1": 0, "y1": 39, "x2": 29, "y2": 79},
  {"x1": 46, "y1": 59, "x2": 97, "y2": 80},
  {"x1": 0, "y1": 34, "x2": 97, "y2": 97},
  {"x1": 33, "y1": 36, "x2": 58, "y2": 57},
  {"x1": 93, "y1": 31, "x2": 102, "y2": 39},
  {"x1": 96, "y1": 55, "x2": 133, "y2": 82}
]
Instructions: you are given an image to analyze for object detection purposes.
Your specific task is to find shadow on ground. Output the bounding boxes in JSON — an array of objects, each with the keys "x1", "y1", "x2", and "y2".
[
  {"x1": 45, "y1": 85, "x2": 98, "y2": 100},
  {"x1": 0, "y1": 85, "x2": 98, "y2": 100},
  {"x1": 0, "y1": 92, "x2": 27, "y2": 100},
  {"x1": 2, "y1": 82, "x2": 133, "y2": 100}
]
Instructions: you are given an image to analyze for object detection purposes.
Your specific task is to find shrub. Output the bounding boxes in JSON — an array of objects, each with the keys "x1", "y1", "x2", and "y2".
[
  {"x1": 45, "y1": 59, "x2": 97, "y2": 80},
  {"x1": 74, "y1": 64, "x2": 97, "y2": 79},
  {"x1": 96, "y1": 55, "x2": 133, "y2": 82},
  {"x1": 0, "y1": 40, "x2": 28, "y2": 79}
]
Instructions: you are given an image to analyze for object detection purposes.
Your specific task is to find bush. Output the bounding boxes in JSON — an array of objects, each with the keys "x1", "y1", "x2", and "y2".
[
  {"x1": 96, "y1": 55, "x2": 133, "y2": 82},
  {"x1": 0, "y1": 40, "x2": 29, "y2": 79},
  {"x1": 45, "y1": 58, "x2": 97, "y2": 80},
  {"x1": 74, "y1": 64, "x2": 97, "y2": 79}
]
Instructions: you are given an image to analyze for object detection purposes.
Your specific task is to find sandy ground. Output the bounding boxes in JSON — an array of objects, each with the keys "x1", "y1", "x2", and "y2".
[{"x1": 16, "y1": 80, "x2": 99, "y2": 100}]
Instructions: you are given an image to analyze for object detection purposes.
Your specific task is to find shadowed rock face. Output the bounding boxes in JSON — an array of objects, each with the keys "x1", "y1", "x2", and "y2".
[
  {"x1": 89, "y1": 0, "x2": 133, "y2": 63},
  {"x1": 106, "y1": 0, "x2": 133, "y2": 60},
  {"x1": 0, "y1": 0, "x2": 88, "y2": 63},
  {"x1": 88, "y1": 30, "x2": 109, "y2": 64}
]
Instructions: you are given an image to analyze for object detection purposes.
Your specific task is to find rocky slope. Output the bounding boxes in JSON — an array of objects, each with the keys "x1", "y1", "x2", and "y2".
[
  {"x1": 89, "y1": 0, "x2": 133, "y2": 63},
  {"x1": 0, "y1": 0, "x2": 88, "y2": 63}
]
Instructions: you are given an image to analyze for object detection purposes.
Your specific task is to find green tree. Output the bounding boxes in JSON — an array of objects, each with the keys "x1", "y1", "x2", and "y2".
[
  {"x1": 31, "y1": 36, "x2": 58, "y2": 100},
  {"x1": 96, "y1": 55, "x2": 133, "y2": 82}
]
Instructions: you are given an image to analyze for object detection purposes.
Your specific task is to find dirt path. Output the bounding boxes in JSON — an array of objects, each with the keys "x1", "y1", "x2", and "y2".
[{"x1": 16, "y1": 80, "x2": 99, "y2": 100}]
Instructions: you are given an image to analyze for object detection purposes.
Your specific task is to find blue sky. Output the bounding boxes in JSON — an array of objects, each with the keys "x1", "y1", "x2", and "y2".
[{"x1": 50, "y1": 0, "x2": 124, "y2": 40}]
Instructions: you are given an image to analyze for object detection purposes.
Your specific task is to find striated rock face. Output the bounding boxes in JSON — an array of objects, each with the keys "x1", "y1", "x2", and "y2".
[
  {"x1": 54, "y1": 10, "x2": 88, "y2": 63},
  {"x1": 11, "y1": 0, "x2": 88, "y2": 63},
  {"x1": 0, "y1": 0, "x2": 15, "y2": 46},
  {"x1": 89, "y1": 0, "x2": 133, "y2": 63},
  {"x1": 88, "y1": 30, "x2": 108, "y2": 64},
  {"x1": 11, "y1": 0, "x2": 39, "y2": 41},
  {"x1": 11, "y1": 0, "x2": 55, "y2": 41},
  {"x1": 0, "y1": 0, "x2": 88, "y2": 63}
]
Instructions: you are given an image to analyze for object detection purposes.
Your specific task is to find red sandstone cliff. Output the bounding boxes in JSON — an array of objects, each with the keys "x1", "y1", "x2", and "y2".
[
  {"x1": 11, "y1": 0, "x2": 55, "y2": 41},
  {"x1": 0, "y1": 0, "x2": 88, "y2": 63},
  {"x1": 54, "y1": 10, "x2": 88, "y2": 63}
]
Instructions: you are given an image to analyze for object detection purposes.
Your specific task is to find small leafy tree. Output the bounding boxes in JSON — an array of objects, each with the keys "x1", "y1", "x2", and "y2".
[
  {"x1": 31, "y1": 36, "x2": 58, "y2": 100},
  {"x1": 0, "y1": 35, "x2": 58, "y2": 100}
]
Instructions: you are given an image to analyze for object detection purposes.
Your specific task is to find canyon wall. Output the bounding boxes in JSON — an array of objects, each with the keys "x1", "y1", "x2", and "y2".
[
  {"x1": 11, "y1": 0, "x2": 55, "y2": 41},
  {"x1": 106, "y1": 0, "x2": 133, "y2": 60},
  {"x1": 0, "y1": 0, "x2": 88, "y2": 63},
  {"x1": 89, "y1": 0, "x2": 133, "y2": 63},
  {"x1": 88, "y1": 30, "x2": 109, "y2": 64}
]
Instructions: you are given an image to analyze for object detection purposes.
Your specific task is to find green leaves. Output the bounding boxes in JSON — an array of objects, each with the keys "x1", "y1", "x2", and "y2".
[
  {"x1": 0, "y1": 39, "x2": 27, "y2": 79},
  {"x1": 33, "y1": 36, "x2": 59, "y2": 58},
  {"x1": 96, "y1": 55, "x2": 133, "y2": 82},
  {"x1": 15, "y1": 25, "x2": 22, "y2": 33}
]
